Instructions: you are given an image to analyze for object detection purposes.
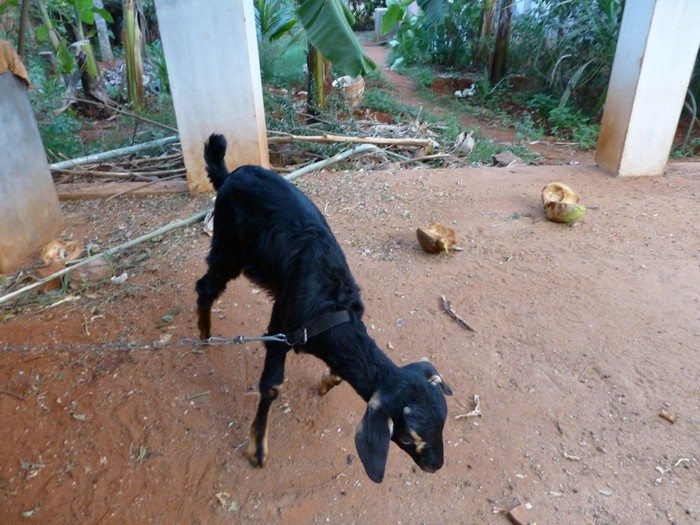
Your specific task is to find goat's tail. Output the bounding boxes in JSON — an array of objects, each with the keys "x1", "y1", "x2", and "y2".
[{"x1": 204, "y1": 134, "x2": 230, "y2": 191}]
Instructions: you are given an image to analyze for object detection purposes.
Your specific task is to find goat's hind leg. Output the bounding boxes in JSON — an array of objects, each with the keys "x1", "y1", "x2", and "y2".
[
  {"x1": 195, "y1": 272, "x2": 227, "y2": 339},
  {"x1": 247, "y1": 343, "x2": 287, "y2": 467},
  {"x1": 195, "y1": 248, "x2": 241, "y2": 339}
]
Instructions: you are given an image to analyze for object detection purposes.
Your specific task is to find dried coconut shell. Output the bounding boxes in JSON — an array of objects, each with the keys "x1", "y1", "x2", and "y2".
[
  {"x1": 542, "y1": 182, "x2": 586, "y2": 223},
  {"x1": 542, "y1": 182, "x2": 580, "y2": 205},
  {"x1": 416, "y1": 222, "x2": 456, "y2": 254},
  {"x1": 40, "y1": 239, "x2": 83, "y2": 266}
]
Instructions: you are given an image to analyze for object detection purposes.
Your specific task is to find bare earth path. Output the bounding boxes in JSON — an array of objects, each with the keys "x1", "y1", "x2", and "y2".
[{"x1": 1, "y1": 159, "x2": 698, "y2": 523}]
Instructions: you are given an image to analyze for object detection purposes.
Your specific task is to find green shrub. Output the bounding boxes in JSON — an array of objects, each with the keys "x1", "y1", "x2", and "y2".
[{"x1": 259, "y1": 31, "x2": 307, "y2": 89}]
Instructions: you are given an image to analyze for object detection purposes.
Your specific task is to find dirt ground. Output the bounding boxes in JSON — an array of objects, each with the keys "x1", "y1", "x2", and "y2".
[{"x1": 1, "y1": 159, "x2": 699, "y2": 523}]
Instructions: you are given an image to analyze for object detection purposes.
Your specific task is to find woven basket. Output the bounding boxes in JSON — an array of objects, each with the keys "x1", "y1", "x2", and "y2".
[{"x1": 341, "y1": 76, "x2": 365, "y2": 108}]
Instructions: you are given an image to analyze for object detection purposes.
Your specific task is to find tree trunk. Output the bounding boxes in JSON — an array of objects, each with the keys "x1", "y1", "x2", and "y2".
[
  {"x1": 17, "y1": 0, "x2": 31, "y2": 58},
  {"x1": 34, "y1": 0, "x2": 61, "y2": 52},
  {"x1": 92, "y1": 0, "x2": 113, "y2": 61},
  {"x1": 474, "y1": 0, "x2": 494, "y2": 69},
  {"x1": 490, "y1": 0, "x2": 513, "y2": 86},
  {"x1": 306, "y1": 44, "x2": 332, "y2": 115},
  {"x1": 72, "y1": 4, "x2": 108, "y2": 103},
  {"x1": 123, "y1": 0, "x2": 144, "y2": 108}
]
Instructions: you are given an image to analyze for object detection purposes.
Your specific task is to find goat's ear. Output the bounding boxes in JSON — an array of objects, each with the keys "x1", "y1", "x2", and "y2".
[
  {"x1": 429, "y1": 374, "x2": 453, "y2": 396},
  {"x1": 354, "y1": 404, "x2": 391, "y2": 483}
]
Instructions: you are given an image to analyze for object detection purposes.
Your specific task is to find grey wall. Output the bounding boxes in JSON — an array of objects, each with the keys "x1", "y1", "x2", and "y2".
[{"x1": 0, "y1": 72, "x2": 63, "y2": 272}]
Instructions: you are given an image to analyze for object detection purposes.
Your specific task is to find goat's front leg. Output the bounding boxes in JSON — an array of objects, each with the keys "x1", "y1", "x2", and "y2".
[
  {"x1": 318, "y1": 369, "x2": 343, "y2": 396},
  {"x1": 247, "y1": 344, "x2": 287, "y2": 467}
]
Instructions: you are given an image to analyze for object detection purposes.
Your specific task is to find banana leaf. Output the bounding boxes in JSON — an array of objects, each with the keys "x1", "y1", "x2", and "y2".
[{"x1": 296, "y1": 0, "x2": 375, "y2": 77}]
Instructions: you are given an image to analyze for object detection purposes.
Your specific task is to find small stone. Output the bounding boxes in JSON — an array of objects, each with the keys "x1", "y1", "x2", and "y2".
[
  {"x1": 492, "y1": 151, "x2": 522, "y2": 167},
  {"x1": 69, "y1": 258, "x2": 113, "y2": 289},
  {"x1": 507, "y1": 503, "x2": 531, "y2": 525}
]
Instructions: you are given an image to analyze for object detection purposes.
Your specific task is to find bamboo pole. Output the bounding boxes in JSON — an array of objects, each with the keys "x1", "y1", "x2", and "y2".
[
  {"x1": 284, "y1": 144, "x2": 380, "y2": 183},
  {"x1": 267, "y1": 133, "x2": 434, "y2": 149}
]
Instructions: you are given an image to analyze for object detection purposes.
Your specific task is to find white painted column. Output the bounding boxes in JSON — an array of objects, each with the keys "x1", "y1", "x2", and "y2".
[
  {"x1": 596, "y1": 0, "x2": 700, "y2": 176},
  {"x1": 154, "y1": 0, "x2": 269, "y2": 192}
]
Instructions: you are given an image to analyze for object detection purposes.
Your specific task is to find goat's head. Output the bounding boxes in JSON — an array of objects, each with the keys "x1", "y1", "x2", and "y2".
[{"x1": 354, "y1": 359, "x2": 452, "y2": 483}]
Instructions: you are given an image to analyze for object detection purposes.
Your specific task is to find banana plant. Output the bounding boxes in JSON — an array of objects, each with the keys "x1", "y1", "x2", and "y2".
[
  {"x1": 255, "y1": 0, "x2": 297, "y2": 42},
  {"x1": 123, "y1": 0, "x2": 144, "y2": 108},
  {"x1": 296, "y1": 0, "x2": 375, "y2": 78},
  {"x1": 35, "y1": 0, "x2": 113, "y2": 100}
]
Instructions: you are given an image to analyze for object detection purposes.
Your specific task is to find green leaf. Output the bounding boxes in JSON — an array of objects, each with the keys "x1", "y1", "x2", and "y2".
[
  {"x1": 80, "y1": 9, "x2": 95, "y2": 25},
  {"x1": 57, "y1": 40, "x2": 77, "y2": 75},
  {"x1": 380, "y1": 4, "x2": 404, "y2": 35},
  {"x1": 36, "y1": 25, "x2": 49, "y2": 42},
  {"x1": 296, "y1": 0, "x2": 376, "y2": 76},
  {"x1": 95, "y1": 7, "x2": 113, "y2": 23},
  {"x1": 269, "y1": 19, "x2": 297, "y2": 41},
  {"x1": 416, "y1": 0, "x2": 444, "y2": 25}
]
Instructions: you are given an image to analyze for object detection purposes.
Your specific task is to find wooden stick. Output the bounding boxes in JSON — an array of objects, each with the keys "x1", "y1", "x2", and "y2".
[
  {"x1": 399, "y1": 153, "x2": 456, "y2": 165},
  {"x1": 53, "y1": 167, "x2": 186, "y2": 180},
  {"x1": 440, "y1": 295, "x2": 476, "y2": 333},
  {"x1": 284, "y1": 144, "x2": 382, "y2": 183},
  {"x1": 104, "y1": 173, "x2": 186, "y2": 202},
  {"x1": 49, "y1": 136, "x2": 180, "y2": 170},
  {"x1": 268, "y1": 133, "x2": 433, "y2": 149}
]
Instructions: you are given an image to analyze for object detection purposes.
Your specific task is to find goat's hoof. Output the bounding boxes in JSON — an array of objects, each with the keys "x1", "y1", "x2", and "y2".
[
  {"x1": 318, "y1": 372, "x2": 342, "y2": 397},
  {"x1": 246, "y1": 442, "x2": 267, "y2": 468}
]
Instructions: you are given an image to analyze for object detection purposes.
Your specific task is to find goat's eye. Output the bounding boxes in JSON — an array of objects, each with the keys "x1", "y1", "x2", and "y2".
[{"x1": 398, "y1": 434, "x2": 412, "y2": 445}]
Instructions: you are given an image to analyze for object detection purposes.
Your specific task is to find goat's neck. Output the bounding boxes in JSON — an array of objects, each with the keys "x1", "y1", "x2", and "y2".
[{"x1": 320, "y1": 330, "x2": 401, "y2": 402}]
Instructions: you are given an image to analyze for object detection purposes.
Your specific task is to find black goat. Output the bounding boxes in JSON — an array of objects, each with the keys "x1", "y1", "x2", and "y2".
[{"x1": 196, "y1": 134, "x2": 452, "y2": 483}]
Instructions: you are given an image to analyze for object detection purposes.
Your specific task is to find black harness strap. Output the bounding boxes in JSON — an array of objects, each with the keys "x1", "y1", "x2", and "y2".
[{"x1": 285, "y1": 310, "x2": 352, "y2": 347}]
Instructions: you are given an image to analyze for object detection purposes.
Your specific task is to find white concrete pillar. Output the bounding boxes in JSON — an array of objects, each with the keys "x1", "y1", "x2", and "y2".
[
  {"x1": 154, "y1": 0, "x2": 269, "y2": 192},
  {"x1": 596, "y1": 0, "x2": 700, "y2": 176}
]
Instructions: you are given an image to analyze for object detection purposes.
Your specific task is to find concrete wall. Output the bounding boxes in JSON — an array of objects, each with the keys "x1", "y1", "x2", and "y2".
[{"x1": 0, "y1": 72, "x2": 63, "y2": 273}]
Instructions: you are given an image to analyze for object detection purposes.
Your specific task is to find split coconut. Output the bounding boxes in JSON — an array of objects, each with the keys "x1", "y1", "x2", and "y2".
[
  {"x1": 541, "y1": 182, "x2": 586, "y2": 223},
  {"x1": 416, "y1": 222, "x2": 457, "y2": 254}
]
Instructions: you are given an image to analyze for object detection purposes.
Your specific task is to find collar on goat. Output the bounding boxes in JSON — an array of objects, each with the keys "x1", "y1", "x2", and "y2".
[{"x1": 285, "y1": 310, "x2": 352, "y2": 346}]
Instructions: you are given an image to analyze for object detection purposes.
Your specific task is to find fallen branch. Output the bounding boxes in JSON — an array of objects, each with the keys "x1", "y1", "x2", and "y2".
[
  {"x1": 268, "y1": 133, "x2": 434, "y2": 149},
  {"x1": 49, "y1": 136, "x2": 180, "y2": 170},
  {"x1": 53, "y1": 167, "x2": 186, "y2": 180},
  {"x1": 284, "y1": 144, "x2": 382, "y2": 183},
  {"x1": 399, "y1": 153, "x2": 457, "y2": 165},
  {"x1": 440, "y1": 295, "x2": 476, "y2": 332},
  {"x1": 104, "y1": 173, "x2": 186, "y2": 202}
]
